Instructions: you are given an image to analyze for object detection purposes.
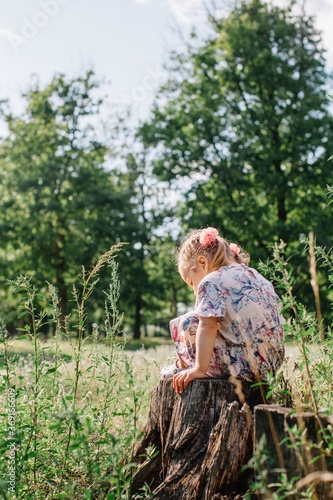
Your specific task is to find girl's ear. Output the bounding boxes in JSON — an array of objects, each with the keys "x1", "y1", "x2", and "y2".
[{"x1": 197, "y1": 255, "x2": 207, "y2": 268}]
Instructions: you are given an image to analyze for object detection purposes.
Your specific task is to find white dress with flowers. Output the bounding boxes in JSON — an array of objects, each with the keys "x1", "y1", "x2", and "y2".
[{"x1": 169, "y1": 264, "x2": 285, "y2": 381}]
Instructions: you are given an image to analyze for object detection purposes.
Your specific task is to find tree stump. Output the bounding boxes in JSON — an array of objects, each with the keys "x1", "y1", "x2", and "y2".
[
  {"x1": 131, "y1": 378, "x2": 265, "y2": 499},
  {"x1": 254, "y1": 405, "x2": 333, "y2": 499}
]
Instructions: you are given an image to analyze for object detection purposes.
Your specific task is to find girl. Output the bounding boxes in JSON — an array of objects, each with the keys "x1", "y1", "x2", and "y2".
[{"x1": 164, "y1": 227, "x2": 285, "y2": 394}]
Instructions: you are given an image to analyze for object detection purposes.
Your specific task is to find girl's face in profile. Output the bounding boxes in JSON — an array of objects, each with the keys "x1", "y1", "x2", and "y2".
[
  {"x1": 183, "y1": 267, "x2": 208, "y2": 295},
  {"x1": 181, "y1": 256, "x2": 213, "y2": 295}
]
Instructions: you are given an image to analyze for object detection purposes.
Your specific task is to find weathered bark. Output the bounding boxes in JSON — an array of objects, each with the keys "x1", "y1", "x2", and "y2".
[
  {"x1": 254, "y1": 405, "x2": 333, "y2": 499},
  {"x1": 132, "y1": 378, "x2": 265, "y2": 499}
]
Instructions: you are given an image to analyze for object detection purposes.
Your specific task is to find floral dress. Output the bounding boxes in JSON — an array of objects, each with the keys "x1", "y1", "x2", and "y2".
[{"x1": 169, "y1": 264, "x2": 285, "y2": 381}]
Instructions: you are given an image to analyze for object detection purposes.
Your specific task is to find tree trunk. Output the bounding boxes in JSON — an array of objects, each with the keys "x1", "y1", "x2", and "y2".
[
  {"x1": 131, "y1": 378, "x2": 265, "y2": 499},
  {"x1": 133, "y1": 293, "x2": 142, "y2": 340}
]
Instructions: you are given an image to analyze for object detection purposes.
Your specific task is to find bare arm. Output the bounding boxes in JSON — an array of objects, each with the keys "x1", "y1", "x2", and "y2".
[{"x1": 173, "y1": 316, "x2": 218, "y2": 394}]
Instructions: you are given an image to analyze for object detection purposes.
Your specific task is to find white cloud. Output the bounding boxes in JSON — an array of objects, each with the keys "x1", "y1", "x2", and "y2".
[
  {"x1": 0, "y1": 28, "x2": 13, "y2": 38},
  {"x1": 307, "y1": 0, "x2": 333, "y2": 65},
  {"x1": 167, "y1": 0, "x2": 206, "y2": 25},
  {"x1": 134, "y1": 0, "x2": 153, "y2": 5}
]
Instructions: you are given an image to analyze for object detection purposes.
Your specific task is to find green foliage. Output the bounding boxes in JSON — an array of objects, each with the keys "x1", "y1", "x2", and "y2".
[
  {"x1": 0, "y1": 247, "x2": 156, "y2": 499},
  {"x1": 0, "y1": 71, "x2": 144, "y2": 334},
  {"x1": 248, "y1": 238, "x2": 333, "y2": 498},
  {"x1": 143, "y1": 234, "x2": 193, "y2": 327},
  {"x1": 139, "y1": 0, "x2": 333, "y2": 316},
  {"x1": 114, "y1": 141, "x2": 182, "y2": 339},
  {"x1": 258, "y1": 241, "x2": 333, "y2": 413}
]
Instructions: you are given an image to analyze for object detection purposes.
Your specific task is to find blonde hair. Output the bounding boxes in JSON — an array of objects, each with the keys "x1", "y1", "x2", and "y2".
[{"x1": 176, "y1": 228, "x2": 249, "y2": 275}]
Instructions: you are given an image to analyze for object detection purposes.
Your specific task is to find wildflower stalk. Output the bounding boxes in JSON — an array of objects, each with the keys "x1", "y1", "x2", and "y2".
[
  {"x1": 276, "y1": 244, "x2": 325, "y2": 433},
  {"x1": 0, "y1": 242, "x2": 156, "y2": 498},
  {"x1": 0, "y1": 320, "x2": 11, "y2": 390},
  {"x1": 62, "y1": 244, "x2": 125, "y2": 467},
  {"x1": 72, "y1": 243, "x2": 124, "y2": 405},
  {"x1": 27, "y1": 288, "x2": 45, "y2": 488},
  {"x1": 259, "y1": 241, "x2": 330, "y2": 492},
  {"x1": 47, "y1": 283, "x2": 63, "y2": 393},
  {"x1": 308, "y1": 231, "x2": 324, "y2": 344},
  {"x1": 99, "y1": 259, "x2": 124, "y2": 434}
]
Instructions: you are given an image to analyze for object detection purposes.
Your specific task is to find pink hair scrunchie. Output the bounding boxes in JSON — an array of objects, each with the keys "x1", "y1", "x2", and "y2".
[
  {"x1": 229, "y1": 243, "x2": 240, "y2": 255},
  {"x1": 200, "y1": 227, "x2": 219, "y2": 247}
]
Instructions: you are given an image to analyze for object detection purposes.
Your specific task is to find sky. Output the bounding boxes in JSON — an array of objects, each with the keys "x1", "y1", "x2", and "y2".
[{"x1": 0, "y1": 0, "x2": 332, "y2": 125}]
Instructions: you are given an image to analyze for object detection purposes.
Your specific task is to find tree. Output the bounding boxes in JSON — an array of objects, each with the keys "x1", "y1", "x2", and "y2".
[
  {"x1": 116, "y1": 147, "x2": 182, "y2": 339},
  {"x1": 139, "y1": 0, "x2": 333, "y2": 315},
  {"x1": 0, "y1": 72, "x2": 140, "y2": 331},
  {"x1": 143, "y1": 234, "x2": 193, "y2": 333}
]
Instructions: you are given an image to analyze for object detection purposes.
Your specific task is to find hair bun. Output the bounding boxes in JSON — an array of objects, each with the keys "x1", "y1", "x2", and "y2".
[
  {"x1": 229, "y1": 243, "x2": 240, "y2": 255},
  {"x1": 199, "y1": 227, "x2": 219, "y2": 247}
]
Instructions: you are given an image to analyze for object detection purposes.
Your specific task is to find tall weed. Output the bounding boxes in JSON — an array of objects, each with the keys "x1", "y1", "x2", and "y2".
[
  {"x1": 0, "y1": 245, "x2": 156, "y2": 499},
  {"x1": 248, "y1": 241, "x2": 333, "y2": 499}
]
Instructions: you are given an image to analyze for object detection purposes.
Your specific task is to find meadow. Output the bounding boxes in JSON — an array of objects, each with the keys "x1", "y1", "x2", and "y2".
[
  {"x1": 0, "y1": 248, "x2": 174, "y2": 499},
  {"x1": 0, "y1": 335, "x2": 174, "y2": 499},
  {"x1": 0, "y1": 243, "x2": 333, "y2": 499}
]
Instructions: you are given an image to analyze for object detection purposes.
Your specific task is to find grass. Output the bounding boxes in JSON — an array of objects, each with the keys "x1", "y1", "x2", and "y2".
[
  {"x1": 0, "y1": 246, "x2": 177, "y2": 499},
  {"x1": 0, "y1": 335, "x2": 175, "y2": 499},
  {"x1": 247, "y1": 242, "x2": 333, "y2": 498},
  {"x1": 0, "y1": 336, "x2": 173, "y2": 358},
  {"x1": 1, "y1": 241, "x2": 333, "y2": 499}
]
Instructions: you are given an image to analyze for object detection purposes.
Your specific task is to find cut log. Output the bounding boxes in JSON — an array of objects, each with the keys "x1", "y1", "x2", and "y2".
[{"x1": 131, "y1": 378, "x2": 265, "y2": 499}]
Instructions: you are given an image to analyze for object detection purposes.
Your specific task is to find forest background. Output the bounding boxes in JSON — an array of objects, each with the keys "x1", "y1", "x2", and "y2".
[{"x1": 0, "y1": 0, "x2": 333, "y2": 339}]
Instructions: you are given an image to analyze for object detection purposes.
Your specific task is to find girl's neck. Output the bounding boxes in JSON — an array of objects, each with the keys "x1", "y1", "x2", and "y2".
[{"x1": 222, "y1": 257, "x2": 239, "y2": 267}]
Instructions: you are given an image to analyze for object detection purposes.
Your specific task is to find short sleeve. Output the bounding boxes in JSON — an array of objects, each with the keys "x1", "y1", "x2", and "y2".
[{"x1": 195, "y1": 275, "x2": 226, "y2": 319}]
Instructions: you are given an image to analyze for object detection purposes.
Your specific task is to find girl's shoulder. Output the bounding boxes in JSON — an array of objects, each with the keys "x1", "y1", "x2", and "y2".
[
  {"x1": 209, "y1": 264, "x2": 273, "y2": 288},
  {"x1": 216, "y1": 263, "x2": 249, "y2": 276},
  {"x1": 203, "y1": 264, "x2": 246, "y2": 285}
]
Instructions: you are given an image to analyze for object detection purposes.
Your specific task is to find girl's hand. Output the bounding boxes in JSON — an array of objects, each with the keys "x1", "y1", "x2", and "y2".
[
  {"x1": 173, "y1": 367, "x2": 206, "y2": 394},
  {"x1": 173, "y1": 316, "x2": 217, "y2": 394}
]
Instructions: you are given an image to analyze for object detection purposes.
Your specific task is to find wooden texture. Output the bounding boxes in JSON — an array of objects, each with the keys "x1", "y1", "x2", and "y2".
[
  {"x1": 254, "y1": 404, "x2": 333, "y2": 499},
  {"x1": 131, "y1": 378, "x2": 264, "y2": 499}
]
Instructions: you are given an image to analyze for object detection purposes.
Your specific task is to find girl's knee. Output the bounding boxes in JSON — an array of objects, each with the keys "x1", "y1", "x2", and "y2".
[{"x1": 179, "y1": 312, "x2": 199, "y2": 334}]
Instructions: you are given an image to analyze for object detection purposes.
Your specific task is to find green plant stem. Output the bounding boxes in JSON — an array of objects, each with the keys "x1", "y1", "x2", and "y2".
[
  {"x1": 2, "y1": 325, "x2": 11, "y2": 390},
  {"x1": 30, "y1": 300, "x2": 40, "y2": 490},
  {"x1": 62, "y1": 246, "x2": 124, "y2": 475}
]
